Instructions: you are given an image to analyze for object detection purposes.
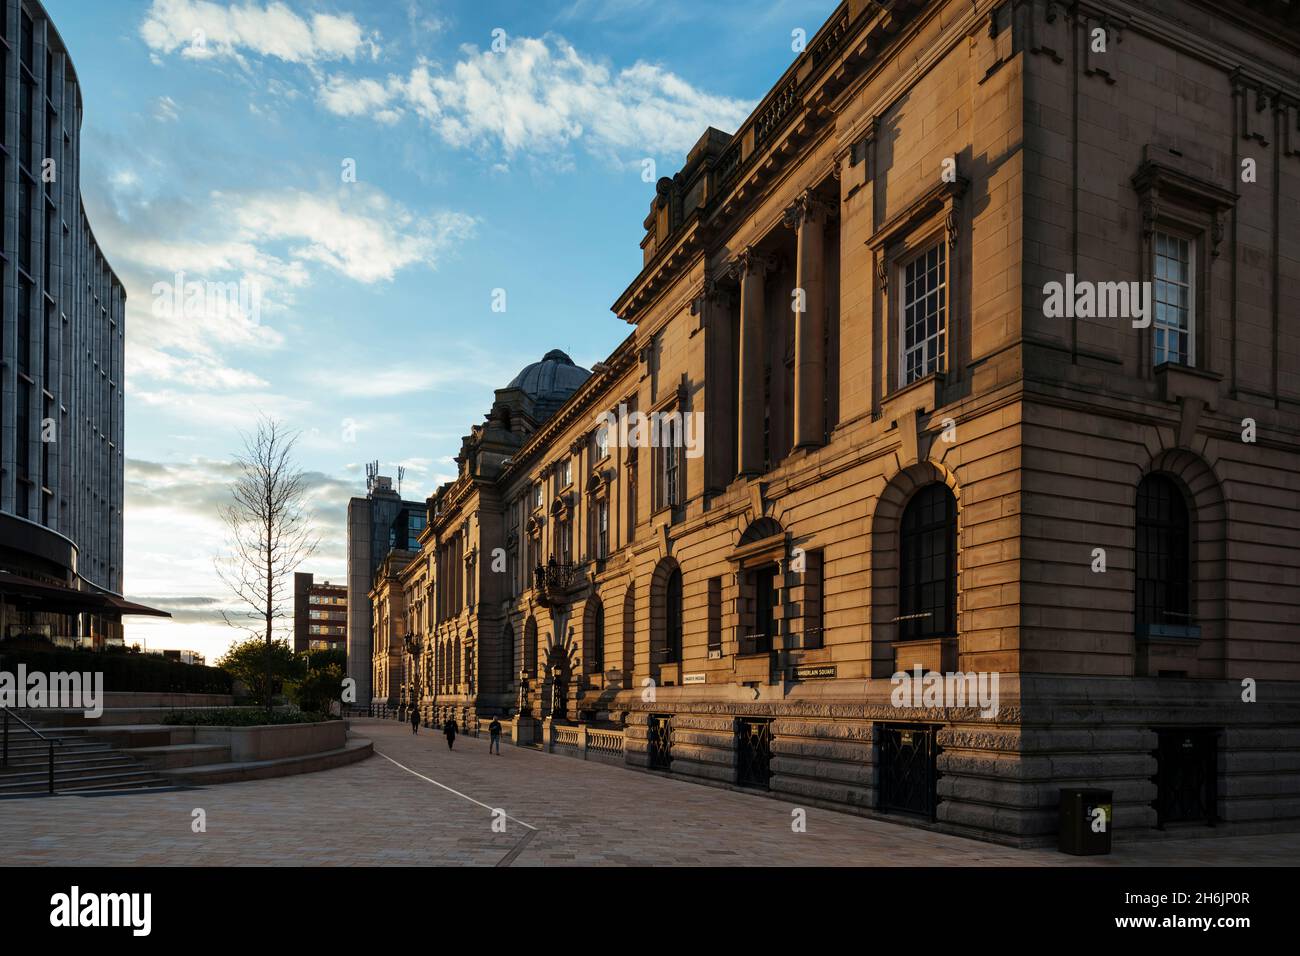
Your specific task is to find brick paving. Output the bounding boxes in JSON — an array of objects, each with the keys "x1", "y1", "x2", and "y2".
[{"x1": 0, "y1": 718, "x2": 1295, "y2": 866}]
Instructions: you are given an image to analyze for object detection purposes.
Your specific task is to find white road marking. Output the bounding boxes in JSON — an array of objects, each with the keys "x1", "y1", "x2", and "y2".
[{"x1": 373, "y1": 750, "x2": 537, "y2": 831}]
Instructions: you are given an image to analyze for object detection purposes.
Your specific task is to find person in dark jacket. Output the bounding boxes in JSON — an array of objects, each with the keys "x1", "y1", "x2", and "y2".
[
  {"x1": 410, "y1": 707, "x2": 420, "y2": 734},
  {"x1": 443, "y1": 717, "x2": 458, "y2": 750},
  {"x1": 488, "y1": 717, "x2": 502, "y2": 754}
]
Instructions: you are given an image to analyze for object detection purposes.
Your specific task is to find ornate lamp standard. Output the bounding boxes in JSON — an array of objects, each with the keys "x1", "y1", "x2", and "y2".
[{"x1": 404, "y1": 633, "x2": 422, "y2": 725}]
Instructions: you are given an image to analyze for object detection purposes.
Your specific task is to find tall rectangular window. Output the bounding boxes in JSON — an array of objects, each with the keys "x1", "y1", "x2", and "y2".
[
  {"x1": 558, "y1": 518, "x2": 572, "y2": 564},
  {"x1": 18, "y1": 179, "x2": 31, "y2": 276},
  {"x1": 657, "y1": 414, "x2": 683, "y2": 510},
  {"x1": 900, "y1": 243, "x2": 947, "y2": 386},
  {"x1": 596, "y1": 498, "x2": 609, "y2": 559},
  {"x1": 707, "y1": 577, "x2": 722, "y2": 657},
  {"x1": 1153, "y1": 231, "x2": 1193, "y2": 367},
  {"x1": 507, "y1": 499, "x2": 520, "y2": 596}
]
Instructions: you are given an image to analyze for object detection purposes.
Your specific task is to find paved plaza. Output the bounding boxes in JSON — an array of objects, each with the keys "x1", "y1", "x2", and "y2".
[{"x1": 1, "y1": 719, "x2": 1295, "y2": 866}]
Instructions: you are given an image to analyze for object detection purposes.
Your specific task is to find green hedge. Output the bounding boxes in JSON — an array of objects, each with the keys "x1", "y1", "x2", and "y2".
[
  {"x1": 162, "y1": 708, "x2": 329, "y2": 726},
  {"x1": 0, "y1": 646, "x2": 233, "y2": 694}
]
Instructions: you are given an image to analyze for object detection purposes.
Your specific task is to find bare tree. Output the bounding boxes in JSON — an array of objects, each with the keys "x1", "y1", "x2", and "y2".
[{"x1": 215, "y1": 416, "x2": 319, "y2": 708}]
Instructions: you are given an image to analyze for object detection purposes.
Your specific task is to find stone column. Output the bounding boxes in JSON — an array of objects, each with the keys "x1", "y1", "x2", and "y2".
[
  {"x1": 697, "y1": 278, "x2": 737, "y2": 494},
  {"x1": 787, "y1": 191, "x2": 832, "y2": 449},
  {"x1": 735, "y1": 248, "x2": 771, "y2": 477}
]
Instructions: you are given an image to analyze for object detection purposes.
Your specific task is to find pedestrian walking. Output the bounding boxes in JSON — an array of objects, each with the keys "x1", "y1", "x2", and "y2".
[
  {"x1": 489, "y1": 717, "x2": 502, "y2": 754},
  {"x1": 410, "y1": 707, "x2": 420, "y2": 734},
  {"x1": 443, "y1": 717, "x2": 458, "y2": 750}
]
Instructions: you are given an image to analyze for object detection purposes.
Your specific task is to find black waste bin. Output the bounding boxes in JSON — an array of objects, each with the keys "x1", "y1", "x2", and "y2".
[{"x1": 1058, "y1": 788, "x2": 1113, "y2": 855}]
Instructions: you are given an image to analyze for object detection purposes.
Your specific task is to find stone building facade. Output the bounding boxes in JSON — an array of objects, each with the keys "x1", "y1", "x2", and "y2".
[{"x1": 373, "y1": 0, "x2": 1300, "y2": 845}]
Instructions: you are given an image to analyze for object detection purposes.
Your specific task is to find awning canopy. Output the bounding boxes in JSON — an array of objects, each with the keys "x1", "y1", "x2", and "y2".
[
  {"x1": 98, "y1": 594, "x2": 172, "y2": 618},
  {"x1": 0, "y1": 572, "x2": 171, "y2": 618}
]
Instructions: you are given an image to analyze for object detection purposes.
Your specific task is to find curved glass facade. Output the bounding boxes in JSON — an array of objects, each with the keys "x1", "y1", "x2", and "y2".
[{"x1": 0, "y1": 0, "x2": 125, "y2": 641}]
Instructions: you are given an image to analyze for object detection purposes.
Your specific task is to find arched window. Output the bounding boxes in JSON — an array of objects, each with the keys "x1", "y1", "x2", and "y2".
[
  {"x1": 586, "y1": 597, "x2": 605, "y2": 673},
  {"x1": 623, "y1": 586, "x2": 636, "y2": 677},
  {"x1": 899, "y1": 482, "x2": 957, "y2": 640},
  {"x1": 665, "y1": 568, "x2": 683, "y2": 662},
  {"x1": 501, "y1": 622, "x2": 515, "y2": 688},
  {"x1": 1136, "y1": 473, "x2": 1190, "y2": 632},
  {"x1": 524, "y1": 616, "x2": 538, "y2": 674}
]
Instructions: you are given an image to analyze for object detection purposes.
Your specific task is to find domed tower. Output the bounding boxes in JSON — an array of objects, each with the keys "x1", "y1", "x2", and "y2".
[
  {"x1": 461, "y1": 349, "x2": 592, "y2": 482},
  {"x1": 504, "y1": 349, "x2": 591, "y2": 423}
]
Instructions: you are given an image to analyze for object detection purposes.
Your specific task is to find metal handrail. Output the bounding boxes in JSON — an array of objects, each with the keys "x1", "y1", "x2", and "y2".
[{"x1": 2, "y1": 707, "x2": 64, "y2": 795}]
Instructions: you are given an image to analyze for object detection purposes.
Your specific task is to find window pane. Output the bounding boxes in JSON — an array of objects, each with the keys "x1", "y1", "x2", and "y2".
[
  {"x1": 1152, "y1": 230, "x2": 1192, "y2": 367},
  {"x1": 900, "y1": 243, "x2": 947, "y2": 385}
]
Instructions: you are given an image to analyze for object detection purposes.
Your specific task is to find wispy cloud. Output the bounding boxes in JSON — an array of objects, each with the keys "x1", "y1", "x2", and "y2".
[
  {"x1": 140, "y1": 0, "x2": 380, "y2": 66},
  {"x1": 153, "y1": 95, "x2": 181, "y2": 122},
  {"x1": 319, "y1": 34, "x2": 753, "y2": 163}
]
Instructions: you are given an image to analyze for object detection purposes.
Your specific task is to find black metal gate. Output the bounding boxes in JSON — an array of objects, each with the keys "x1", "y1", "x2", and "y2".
[
  {"x1": 648, "y1": 714, "x2": 673, "y2": 770},
  {"x1": 1153, "y1": 728, "x2": 1217, "y2": 827},
  {"x1": 736, "y1": 718, "x2": 773, "y2": 789},
  {"x1": 878, "y1": 724, "x2": 939, "y2": 820}
]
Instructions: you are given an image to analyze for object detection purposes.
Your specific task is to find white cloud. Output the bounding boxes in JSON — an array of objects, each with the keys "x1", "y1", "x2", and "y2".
[
  {"x1": 317, "y1": 74, "x2": 405, "y2": 123},
  {"x1": 127, "y1": 344, "x2": 269, "y2": 391},
  {"x1": 316, "y1": 35, "x2": 754, "y2": 162},
  {"x1": 228, "y1": 189, "x2": 477, "y2": 283},
  {"x1": 153, "y1": 95, "x2": 181, "y2": 122},
  {"x1": 309, "y1": 354, "x2": 509, "y2": 399},
  {"x1": 140, "y1": 0, "x2": 380, "y2": 66},
  {"x1": 88, "y1": 178, "x2": 475, "y2": 392}
]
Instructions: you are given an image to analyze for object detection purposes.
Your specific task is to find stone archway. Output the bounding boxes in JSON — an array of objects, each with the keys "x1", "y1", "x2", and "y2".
[
  {"x1": 867, "y1": 461, "x2": 962, "y2": 678},
  {"x1": 1136, "y1": 448, "x2": 1227, "y2": 677}
]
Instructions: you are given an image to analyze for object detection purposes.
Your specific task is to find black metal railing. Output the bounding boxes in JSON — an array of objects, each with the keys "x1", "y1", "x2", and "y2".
[
  {"x1": 533, "y1": 560, "x2": 581, "y2": 607},
  {"x1": 2, "y1": 707, "x2": 63, "y2": 794}
]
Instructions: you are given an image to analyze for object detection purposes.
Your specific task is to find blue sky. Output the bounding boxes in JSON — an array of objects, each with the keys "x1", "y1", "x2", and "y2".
[{"x1": 42, "y1": 0, "x2": 831, "y2": 660}]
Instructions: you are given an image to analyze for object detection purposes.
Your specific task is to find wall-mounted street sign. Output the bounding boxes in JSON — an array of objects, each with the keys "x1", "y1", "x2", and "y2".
[
  {"x1": 792, "y1": 664, "x2": 837, "y2": 680},
  {"x1": 683, "y1": 673, "x2": 707, "y2": 685},
  {"x1": 1145, "y1": 624, "x2": 1202, "y2": 639}
]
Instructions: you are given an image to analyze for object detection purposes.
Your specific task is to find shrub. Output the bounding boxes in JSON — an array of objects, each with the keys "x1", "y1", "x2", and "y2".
[
  {"x1": 304, "y1": 648, "x2": 346, "y2": 672},
  {"x1": 290, "y1": 663, "x2": 345, "y2": 715},
  {"x1": 0, "y1": 646, "x2": 232, "y2": 694},
  {"x1": 215, "y1": 638, "x2": 305, "y2": 705},
  {"x1": 161, "y1": 708, "x2": 328, "y2": 726}
]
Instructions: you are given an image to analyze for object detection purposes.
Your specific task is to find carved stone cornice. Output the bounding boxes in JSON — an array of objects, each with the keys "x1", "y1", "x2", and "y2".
[
  {"x1": 865, "y1": 175, "x2": 970, "y2": 258},
  {"x1": 1130, "y1": 157, "x2": 1238, "y2": 253}
]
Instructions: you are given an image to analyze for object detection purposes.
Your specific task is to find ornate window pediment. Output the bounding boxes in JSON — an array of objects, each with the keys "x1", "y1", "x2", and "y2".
[{"x1": 587, "y1": 469, "x2": 610, "y2": 497}]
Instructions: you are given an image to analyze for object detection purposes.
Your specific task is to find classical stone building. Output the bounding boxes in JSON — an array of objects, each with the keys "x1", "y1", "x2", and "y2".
[{"x1": 374, "y1": 0, "x2": 1300, "y2": 845}]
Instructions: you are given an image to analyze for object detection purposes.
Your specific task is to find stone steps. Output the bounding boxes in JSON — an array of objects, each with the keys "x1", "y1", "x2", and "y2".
[{"x1": 0, "y1": 720, "x2": 169, "y2": 796}]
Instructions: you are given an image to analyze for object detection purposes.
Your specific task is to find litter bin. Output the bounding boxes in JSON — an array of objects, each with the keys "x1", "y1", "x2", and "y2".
[{"x1": 1059, "y1": 788, "x2": 1113, "y2": 855}]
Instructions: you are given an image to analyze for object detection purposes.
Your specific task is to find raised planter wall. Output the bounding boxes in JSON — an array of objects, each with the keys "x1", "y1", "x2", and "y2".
[{"x1": 192, "y1": 721, "x2": 347, "y2": 762}]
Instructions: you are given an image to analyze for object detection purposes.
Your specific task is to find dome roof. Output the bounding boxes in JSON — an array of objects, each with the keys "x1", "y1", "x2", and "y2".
[{"x1": 507, "y1": 349, "x2": 590, "y2": 407}]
